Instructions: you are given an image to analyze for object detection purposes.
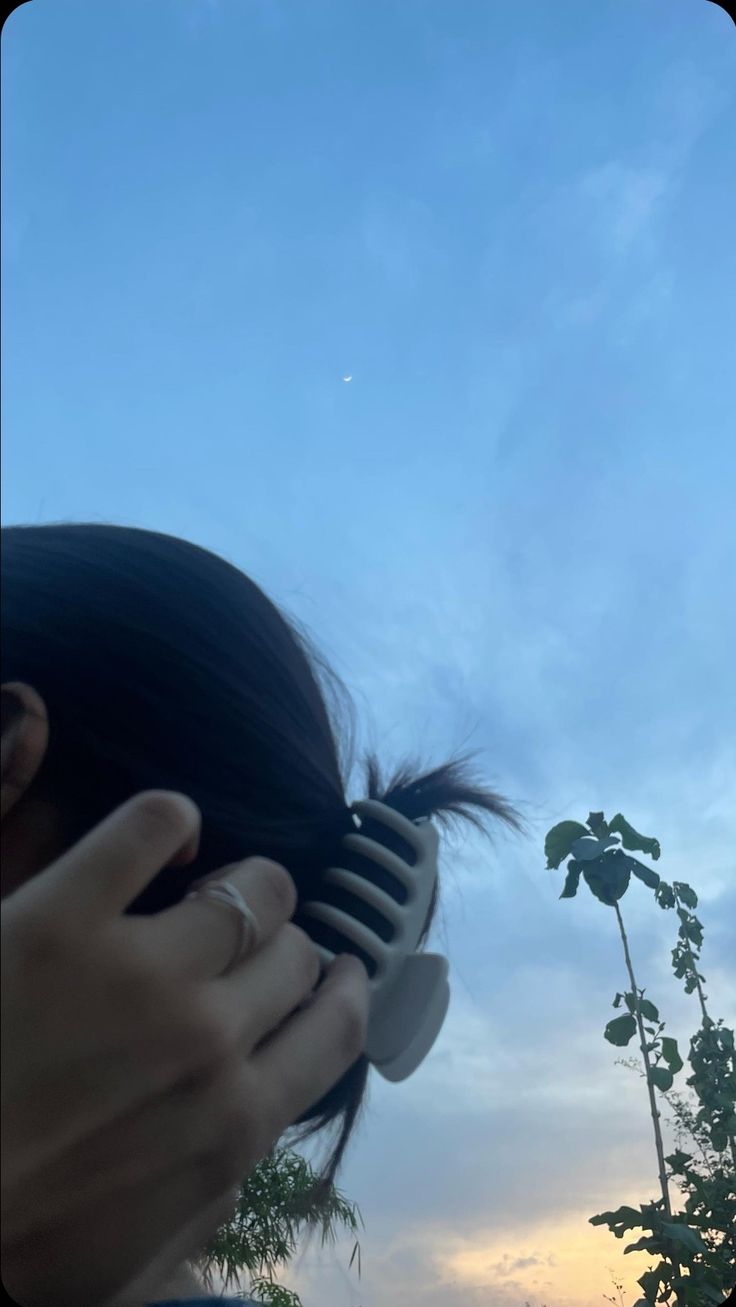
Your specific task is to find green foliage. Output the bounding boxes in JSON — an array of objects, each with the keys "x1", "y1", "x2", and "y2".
[
  {"x1": 545, "y1": 809, "x2": 736, "y2": 1307},
  {"x1": 607, "y1": 814, "x2": 662, "y2": 862},
  {"x1": 193, "y1": 1147, "x2": 363, "y2": 1305},
  {"x1": 605, "y1": 1013, "x2": 638, "y2": 1046},
  {"x1": 687, "y1": 1022, "x2": 736, "y2": 1155},
  {"x1": 628, "y1": 859, "x2": 661, "y2": 890},
  {"x1": 674, "y1": 883, "x2": 698, "y2": 910},
  {"x1": 545, "y1": 820, "x2": 589, "y2": 869},
  {"x1": 656, "y1": 881, "x2": 709, "y2": 1002},
  {"x1": 248, "y1": 1280, "x2": 302, "y2": 1307},
  {"x1": 559, "y1": 860, "x2": 583, "y2": 898},
  {"x1": 656, "y1": 882, "x2": 677, "y2": 910},
  {"x1": 590, "y1": 1205, "x2": 644, "y2": 1238},
  {"x1": 664, "y1": 1089, "x2": 736, "y2": 1284},
  {"x1": 591, "y1": 1198, "x2": 730, "y2": 1304},
  {"x1": 583, "y1": 850, "x2": 634, "y2": 905},
  {"x1": 605, "y1": 988, "x2": 683, "y2": 1090},
  {"x1": 547, "y1": 812, "x2": 662, "y2": 906},
  {"x1": 661, "y1": 1038, "x2": 684, "y2": 1075},
  {"x1": 649, "y1": 1065, "x2": 675, "y2": 1093}
]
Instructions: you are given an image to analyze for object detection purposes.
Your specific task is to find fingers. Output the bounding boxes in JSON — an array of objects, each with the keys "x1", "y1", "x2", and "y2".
[
  {"x1": 215, "y1": 922, "x2": 322, "y2": 1050},
  {"x1": 250, "y1": 954, "x2": 370, "y2": 1130},
  {"x1": 28, "y1": 791, "x2": 202, "y2": 923},
  {"x1": 8, "y1": 957, "x2": 367, "y2": 1307},
  {"x1": 143, "y1": 857, "x2": 298, "y2": 982}
]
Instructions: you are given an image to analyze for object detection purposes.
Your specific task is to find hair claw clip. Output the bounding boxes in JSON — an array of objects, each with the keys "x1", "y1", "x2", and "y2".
[{"x1": 300, "y1": 799, "x2": 449, "y2": 1082}]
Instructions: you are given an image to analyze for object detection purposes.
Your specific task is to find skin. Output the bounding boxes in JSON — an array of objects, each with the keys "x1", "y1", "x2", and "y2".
[
  {"x1": 1, "y1": 681, "x2": 68, "y2": 894},
  {"x1": 1, "y1": 679, "x2": 369, "y2": 1305}
]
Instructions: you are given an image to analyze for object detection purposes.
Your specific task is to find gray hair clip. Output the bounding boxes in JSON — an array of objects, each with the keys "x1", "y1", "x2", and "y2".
[{"x1": 300, "y1": 800, "x2": 449, "y2": 1082}]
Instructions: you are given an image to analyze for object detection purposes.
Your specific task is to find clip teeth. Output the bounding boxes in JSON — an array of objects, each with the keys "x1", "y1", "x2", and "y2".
[
  {"x1": 341, "y1": 832, "x2": 415, "y2": 897},
  {"x1": 323, "y1": 866, "x2": 403, "y2": 929},
  {"x1": 299, "y1": 901, "x2": 386, "y2": 974},
  {"x1": 352, "y1": 799, "x2": 427, "y2": 854},
  {"x1": 297, "y1": 801, "x2": 444, "y2": 1083}
]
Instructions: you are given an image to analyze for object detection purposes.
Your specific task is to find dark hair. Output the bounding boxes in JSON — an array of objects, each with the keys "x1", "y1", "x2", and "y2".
[{"x1": 1, "y1": 522, "x2": 521, "y2": 1198}]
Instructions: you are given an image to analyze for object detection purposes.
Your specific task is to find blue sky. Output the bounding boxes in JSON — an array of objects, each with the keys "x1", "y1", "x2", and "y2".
[{"x1": 3, "y1": 2, "x2": 735, "y2": 1303}]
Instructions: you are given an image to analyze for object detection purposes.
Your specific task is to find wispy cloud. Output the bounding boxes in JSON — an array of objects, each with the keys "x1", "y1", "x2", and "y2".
[
  {"x1": 577, "y1": 161, "x2": 669, "y2": 256},
  {"x1": 279, "y1": 1208, "x2": 653, "y2": 1307}
]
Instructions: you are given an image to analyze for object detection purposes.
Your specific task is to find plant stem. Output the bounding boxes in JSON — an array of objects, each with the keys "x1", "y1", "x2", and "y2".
[{"x1": 614, "y1": 902, "x2": 672, "y2": 1217}]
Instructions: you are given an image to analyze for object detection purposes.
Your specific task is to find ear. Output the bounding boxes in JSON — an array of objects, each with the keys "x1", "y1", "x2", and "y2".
[{"x1": 1, "y1": 683, "x2": 50, "y2": 822}]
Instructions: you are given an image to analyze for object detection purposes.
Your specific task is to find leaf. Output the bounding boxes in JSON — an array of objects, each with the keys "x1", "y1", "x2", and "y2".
[
  {"x1": 608, "y1": 814, "x2": 661, "y2": 861},
  {"x1": 638, "y1": 1268, "x2": 664, "y2": 1301},
  {"x1": 660, "y1": 1036, "x2": 683, "y2": 1072},
  {"x1": 682, "y1": 917, "x2": 704, "y2": 948},
  {"x1": 660, "y1": 1221, "x2": 708, "y2": 1254},
  {"x1": 604, "y1": 1014, "x2": 637, "y2": 1047},
  {"x1": 571, "y1": 835, "x2": 610, "y2": 861},
  {"x1": 638, "y1": 998, "x2": 659, "y2": 1021},
  {"x1": 649, "y1": 1066, "x2": 674, "y2": 1092},
  {"x1": 655, "y1": 882, "x2": 676, "y2": 910},
  {"x1": 624, "y1": 1235, "x2": 660, "y2": 1254},
  {"x1": 545, "y1": 820, "x2": 589, "y2": 870},
  {"x1": 559, "y1": 862, "x2": 582, "y2": 898},
  {"x1": 630, "y1": 860, "x2": 660, "y2": 890},
  {"x1": 673, "y1": 881, "x2": 698, "y2": 909},
  {"x1": 589, "y1": 1205, "x2": 642, "y2": 1237},
  {"x1": 664, "y1": 1148, "x2": 693, "y2": 1171},
  {"x1": 584, "y1": 850, "x2": 632, "y2": 905},
  {"x1": 348, "y1": 1239, "x2": 361, "y2": 1273}
]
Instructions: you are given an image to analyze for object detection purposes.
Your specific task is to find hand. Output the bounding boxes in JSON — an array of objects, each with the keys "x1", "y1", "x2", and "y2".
[{"x1": 1, "y1": 790, "x2": 369, "y2": 1307}]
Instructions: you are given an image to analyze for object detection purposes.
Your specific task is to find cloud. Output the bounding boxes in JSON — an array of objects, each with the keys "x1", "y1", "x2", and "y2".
[
  {"x1": 508, "y1": 1254, "x2": 542, "y2": 1271},
  {"x1": 577, "y1": 161, "x2": 670, "y2": 257},
  {"x1": 500, "y1": 63, "x2": 730, "y2": 343},
  {"x1": 272, "y1": 1207, "x2": 652, "y2": 1307}
]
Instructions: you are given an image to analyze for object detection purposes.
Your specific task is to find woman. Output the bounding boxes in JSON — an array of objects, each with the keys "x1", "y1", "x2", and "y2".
[{"x1": 1, "y1": 523, "x2": 519, "y2": 1306}]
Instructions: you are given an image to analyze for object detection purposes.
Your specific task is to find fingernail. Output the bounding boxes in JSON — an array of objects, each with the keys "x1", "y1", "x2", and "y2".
[{"x1": 328, "y1": 953, "x2": 368, "y2": 983}]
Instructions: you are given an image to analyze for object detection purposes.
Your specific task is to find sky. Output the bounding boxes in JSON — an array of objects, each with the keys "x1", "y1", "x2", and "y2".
[{"x1": 2, "y1": 1, "x2": 736, "y2": 1304}]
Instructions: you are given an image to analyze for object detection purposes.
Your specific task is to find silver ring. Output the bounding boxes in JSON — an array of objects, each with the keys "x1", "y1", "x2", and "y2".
[{"x1": 185, "y1": 879, "x2": 261, "y2": 974}]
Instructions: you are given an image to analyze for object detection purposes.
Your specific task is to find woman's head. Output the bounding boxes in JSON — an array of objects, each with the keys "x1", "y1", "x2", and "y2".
[{"x1": 1, "y1": 521, "x2": 520, "y2": 1191}]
